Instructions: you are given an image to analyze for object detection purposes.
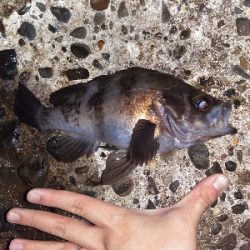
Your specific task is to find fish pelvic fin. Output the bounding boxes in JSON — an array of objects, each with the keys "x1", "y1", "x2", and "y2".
[{"x1": 14, "y1": 83, "x2": 47, "y2": 131}]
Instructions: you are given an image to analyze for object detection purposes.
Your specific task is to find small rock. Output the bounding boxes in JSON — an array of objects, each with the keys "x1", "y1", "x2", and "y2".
[
  {"x1": 146, "y1": 199, "x2": 156, "y2": 209},
  {"x1": 38, "y1": 67, "x2": 53, "y2": 78},
  {"x1": 169, "y1": 26, "x2": 178, "y2": 34},
  {"x1": 50, "y1": 6, "x2": 71, "y2": 23},
  {"x1": 75, "y1": 166, "x2": 89, "y2": 174},
  {"x1": 17, "y1": 21, "x2": 36, "y2": 41},
  {"x1": 236, "y1": 18, "x2": 250, "y2": 36},
  {"x1": 220, "y1": 193, "x2": 226, "y2": 201},
  {"x1": 169, "y1": 180, "x2": 179, "y2": 193},
  {"x1": 231, "y1": 204, "x2": 246, "y2": 214},
  {"x1": 18, "y1": 5, "x2": 31, "y2": 15},
  {"x1": 239, "y1": 241, "x2": 250, "y2": 250},
  {"x1": 133, "y1": 198, "x2": 139, "y2": 204},
  {"x1": 118, "y1": 1, "x2": 129, "y2": 18},
  {"x1": 48, "y1": 24, "x2": 57, "y2": 33},
  {"x1": 211, "y1": 222, "x2": 222, "y2": 235},
  {"x1": 102, "y1": 53, "x2": 110, "y2": 61},
  {"x1": 148, "y1": 177, "x2": 159, "y2": 195},
  {"x1": 237, "y1": 150, "x2": 243, "y2": 163},
  {"x1": 234, "y1": 7, "x2": 243, "y2": 14},
  {"x1": 90, "y1": 0, "x2": 110, "y2": 11},
  {"x1": 94, "y1": 12, "x2": 105, "y2": 25},
  {"x1": 71, "y1": 43, "x2": 91, "y2": 58},
  {"x1": 18, "y1": 38, "x2": 26, "y2": 46},
  {"x1": 64, "y1": 68, "x2": 89, "y2": 81},
  {"x1": 239, "y1": 219, "x2": 250, "y2": 238},
  {"x1": 161, "y1": 1, "x2": 171, "y2": 23},
  {"x1": 243, "y1": 0, "x2": 250, "y2": 7},
  {"x1": 173, "y1": 45, "x2": 186, "y2": 60},
  {"x1": 0, "y1": 20, "x2": 5, "y2": 37},
  {"x1": 36, "y1": 2, "x2": 46, "y2": 12},
  {"x1": 100, "y1": 152, "x2": 106, "y2": 157},
  {"x1": 223, "y1": 88, "x2": 236, "y2": 98},
  {"x1": 217, "y1": 214, "x2": 228, "y2": 222},
  {"x1": 225, "y1": 161, "x2": 237, "y2": 171},
  {"x1": 112, "y1": 178, "x2": 134, "y2": 197},
  {"x1": 0, "y1": 49, "x2": 17, "y2": 80},
  {"x1": 180, "y1": 28, "x2": 191, "y2": 40},
  {"x1": 92, "y1": 59, "x2": 103, "y2": 70},
  {"x1": 19, "y1": 71, "x2": 31, "y2": 83},
  {"x1": 205, "y1": 162, "x2": 223, "y2": 176},
  {"x1": 69, "y1": 176, "x2": 76, "y2": 186},
  {"x1": 211, "y1": 199, "x2": 218, "y2": 208},
  {"x1": 234, "y1": 190, "x2": 243, "y2": 199},
  {"x1": 232, "y1": 65, "x2": 250, "y2": 80},
  {"x1": 219, "y1": 233, "x2": 237, "y2": 250},
  {"x1": 233, "y1": 99, "x2": 241, "y2": 109},
  {"x1": 70, "y1": 27, "x2": 87, "y2": 39},
  {"x1": 188, "y1": 144, "x2": 210, "y2": 169},
  {"x1": 18, "y1": 157, "x2": 50, "y2": 187}
]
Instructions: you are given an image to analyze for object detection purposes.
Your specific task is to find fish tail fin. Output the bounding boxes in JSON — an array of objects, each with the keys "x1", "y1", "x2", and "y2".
[{"x1": 14, "y1": 83, "x2": 47, "y2": 131}]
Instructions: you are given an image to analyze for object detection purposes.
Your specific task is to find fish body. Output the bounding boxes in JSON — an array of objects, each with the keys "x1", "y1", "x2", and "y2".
[{"x1": 15, "y1": 67, "x2": 236, "y2": 184}]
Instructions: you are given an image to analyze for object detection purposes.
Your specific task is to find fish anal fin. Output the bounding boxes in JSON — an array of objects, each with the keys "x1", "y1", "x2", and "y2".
[{"x1": 46, "y1": 133, "x2": 98, "y2": 163}]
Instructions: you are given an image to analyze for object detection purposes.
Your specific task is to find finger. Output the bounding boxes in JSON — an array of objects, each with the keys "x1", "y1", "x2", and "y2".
[
  {"x1": 9, "y1": 239, "x2": 84, "y2": 250},
  {"x1": 176, "y1": 174, "x2": 228, "y2": 225},
  {"x1": 26, "y1": 188, "x2": 125, "y2": 227},
  {"x1": 7, "y1": 208, "x2": 103, "y2": 249}
]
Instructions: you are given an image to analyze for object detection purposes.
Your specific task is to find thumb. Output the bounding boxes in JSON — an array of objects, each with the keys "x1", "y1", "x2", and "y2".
[{"x1": 176, "y1": 174, "x2": 229, "y2": 226}]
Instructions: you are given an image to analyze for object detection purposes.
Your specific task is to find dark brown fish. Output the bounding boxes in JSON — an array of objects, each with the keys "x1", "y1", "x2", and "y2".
[{"x1": 14, "y1": 67, "x2": 237, "y2": 184}]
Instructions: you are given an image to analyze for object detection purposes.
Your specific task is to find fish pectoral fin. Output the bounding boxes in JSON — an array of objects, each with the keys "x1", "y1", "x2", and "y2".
[
  {"x1": 129, "y1": 119, "x2": 159, "y2": 165},
  {"x1": 101, "y1": 150, "x2": 137, "y2": 185},
  {"x1": 46, "y1": 133, "x2": 98, "y2": 163},
  {"x1": 49, "y1": 83, "x2": 87, "y2": 106}
]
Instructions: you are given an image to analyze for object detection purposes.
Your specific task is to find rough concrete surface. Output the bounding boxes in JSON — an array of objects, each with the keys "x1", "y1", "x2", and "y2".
[{"x1": 0, "y1": 0, "x2": 249, "y2": 249}]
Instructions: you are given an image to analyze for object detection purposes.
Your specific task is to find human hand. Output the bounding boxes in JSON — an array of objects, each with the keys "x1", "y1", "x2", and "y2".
[{"x1": 7, "y1": 174, "x2": 228, "y2": 250}]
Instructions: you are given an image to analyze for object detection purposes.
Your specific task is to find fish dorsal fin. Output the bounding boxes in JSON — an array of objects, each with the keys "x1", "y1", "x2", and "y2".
[{"x1": 49, "y1": 83, "x2": 87, "y2": 106}]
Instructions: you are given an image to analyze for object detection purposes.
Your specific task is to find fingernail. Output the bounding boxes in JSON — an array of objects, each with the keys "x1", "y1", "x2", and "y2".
[
  {"x1": 9, "y1": 240, "x2": 23, "y2": 250},
  {"x1": 213, "y1": 175, "x2": 229, "y2": 193},
  {"x1": 7, "y1": 211, "x2": 20, "y2": 223},
  {"x1": 27, "y1": 191, "x2": 41, "y2": 203}
]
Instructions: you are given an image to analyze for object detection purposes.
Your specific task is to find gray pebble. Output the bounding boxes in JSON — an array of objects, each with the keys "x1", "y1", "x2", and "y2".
[
  {"x1": 36, "y1": 2, "x2": 46, "y2": 12},
  {"x1": 75, "y1": 166, "x2": 89, "y2": 174},
  {"x1": 173, "y1": 45, "x2": 187, "y2": 60},
  {"x1": 71, "y1": 43, "x2": 91, "y2": 58},
  {"x1": 17, "y1": 21, "x2": 36, "y2": 41},
  {"x1": 236, "y1": 18, "x2": 250, "y2": 36},
  {"x1": 234, "y1": 190, "x2": 243, "y2": 199},
  {"x1": 112, "y1": 178, "x2": 134, "y2": 197},
  {"x1": 219, "y1": 233, "x2": 237, "y2": 250},
  {"x1": 118, "y1": 1, "x2": 129, "y2": 18},
  {"x1": 217, "y1": 214, "x2": 229, "y2": 222},
  {"x1": 169, "y1": 180, "x2": 179, "y2": 193},
  {"x1": 225, "y1": 161, "x2": 237, "y2": 172},
  {"x1": 148, "y1": 176, "x2": 159, "y2": 195},
  {"x1": 50, "y1": 6, "x2": 71, "y2": 23},
  {"x1": 38, "y1": 67, "x2": 53, "y2": 78},
  {"x1": 234, "y1": 7, "x2": 243, "y2": 14},
  {"x1": 232, "y1": 65, "x2": 250, "y2": 80},
  {"x1": 161, "y1": 1, "x2": 171, "y2": 23},
  {"x1": 211, "y1": 222, "x2": 222, "y2": 235},
  {"x1": 70, "y1": 27, "x2": 87, "y2": 39},
  {"x1": 146, "y1": 199, "x2": 156, "y2": 209},
  {"x1": 231, "y1": 204, "x2": 246, "y2": 214},
  {"x1": 239, "y1": 219, "x2": 250, "y2": 238},
  {"x1": 188, "y1": 144, "x2": 210, "y2": 170},
  {"x1": 94, "y1": 12, "x2": 105, "y2": 26},
  {"x1": 243, "y1": 0, "x2": 250, "y2": 7},
  {"x1": 64, "y1": 68, "x2": 89, "y2": 81},
  {"x1": 205, "y1": 162, "x2": 223, "y2": 176}
]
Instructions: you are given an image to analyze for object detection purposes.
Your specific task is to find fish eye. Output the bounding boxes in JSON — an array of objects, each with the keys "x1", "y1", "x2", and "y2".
[{"x1": 193, "y1": 96, "x2": 211, "y2": 111}]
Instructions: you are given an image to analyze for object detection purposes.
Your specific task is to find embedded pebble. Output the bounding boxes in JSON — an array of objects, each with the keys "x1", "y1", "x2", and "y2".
[
  {"x1": 18, "y1": 158, "x2": 50, "y2": 187},
  {"x1": 239, "y1": 219, "x2": 250, "y2": 238},
  {"x1": 217, "y1": 214, "x2": 229, "y2": 222},
  {"x1": 48, "y1": 24, "x2": 57, "y2": 33},
  {"x1": 147, "y1": 176, "x2": 159, "y2": 195},
  {"x1": 234, "y1": 7, "x2": 243, "y2": 15},
  {"x1": 220, "y1": 193, "x2": 226, "y2": 201},
  {"x1": 70, "y1": 27, "x2": 87, "y2": 39},
  {"x1": 236, "y1": 18, "x2": 250, "y2": 36},
  {"x1": 173, "y1": 45, "x2": 186, "y2": 60},
  {"x1": 69, "y1": 176, "x2": 76, "y2": 186},
  {"x1": 50, "y1": 6, "x2": 71, "y2": 23},
  {"x1": 205, "y1": 162, "x2": 223, "y2": 176},
  {"x1": 219, "y1": 233, "x2": 237, "y2": 250},
  {"x1": 233, "y1": 99, "x2": 241, "y2": 109},
  {"x1": 231, "y1": 204, "x2": 246, "y2": 214},
  {"x1": 38, "y1": 67, "x2": 53, "y2": 78},
  {"x1": 36, "y1": 2, "x2": 46, "y2": 12},
  {"x1": 169, "y1": 180, "x2": 179, "y2": 193},
  {"x1": 234, "y1": 190, "x2": 243, "y2": 199},
  {"x1": 180, "y1": 28, "x2": 191, "y2": 40},
  {"x1": 102, "y1": 52, "x2": 110, "y2": 61},
  {"x1": 161, "y1": 1, "x2": 171, "y2": 23},
  {"x1": 211, "y1": 222, "x2": 222, "y2": 235},
  {"x1": 19, "y1": 71, "x2": 31, "y2": 83},
  {"x1": 244, "y1": 0, "x2": 250, "y2": 7},
  {"x1": 17, "y1": 21, "x2": 36, "y2": 40},
  {"x1": 225, "y1": 161, "x2": 237, "y2": 171},
  {"x1": 0, "y1": 20, "x2": 5, "y2": 36},
  {"x1": 188, "y1": 144, "x2": 210, "y2": 169},
  {"x1": 94, "y1": 12, "x2": 105, "y2": 26},
  {"x1": 90, "y1": 0, "x2": 110, "y2": 11},
  {"x1": 75, "y1": 166, "x2": 89, "y2": 174},
  {"x1": 118, "y1": 1, "x2": 129, "y2": 18},
  {"x1": 112, "y1": 178, "x2": 134, "y2": 197},
  {"x1": 237, "y1": 150, "x2": 243, "y2": 163},
  {"x1": 64, "y1": 68, "x2": 89, "y2": 81},
  {"x1": 0, "y1": 49, "x2": 17, "y2": 80},
  {"x1": 232, "y1": 65, "x2": 250, "y2": 80},
  {"x1": 92, "y1": 59, "x2": 103, "y2": 70},
  {"x1": 223, "y1": 88, "x2": 236, "y2": 98},
  {"x1": 71, "y1": 43, "x2": 91, "y2": 58},
  {"x1": 146, "y1": 199, "x2": 156, "y2": 209}
]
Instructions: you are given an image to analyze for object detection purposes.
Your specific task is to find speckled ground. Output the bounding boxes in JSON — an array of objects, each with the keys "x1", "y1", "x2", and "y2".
[{"x1": 0, "y1": 0, "x2": 249, "y2": 249}]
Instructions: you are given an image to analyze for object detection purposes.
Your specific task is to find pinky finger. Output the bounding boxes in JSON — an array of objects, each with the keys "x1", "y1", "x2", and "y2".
[{"x1": 9, "y1": 239, "x2": 87, "y2": 250}]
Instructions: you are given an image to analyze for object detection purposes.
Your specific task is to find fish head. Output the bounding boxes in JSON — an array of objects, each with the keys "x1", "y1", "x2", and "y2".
[{"x1": 160, "y1": 84, "x2": 237, "y2": 147}]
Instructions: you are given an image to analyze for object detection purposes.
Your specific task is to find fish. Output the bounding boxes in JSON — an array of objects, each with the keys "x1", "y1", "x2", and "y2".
[{"x1": 14, "y1": 67, "x2": 237, "y2": 184}]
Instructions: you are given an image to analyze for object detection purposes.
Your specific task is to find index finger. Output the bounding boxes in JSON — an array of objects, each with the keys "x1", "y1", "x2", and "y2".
[{"x1": 27, "y1": 188, "x2": 125, "y2": 227}]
